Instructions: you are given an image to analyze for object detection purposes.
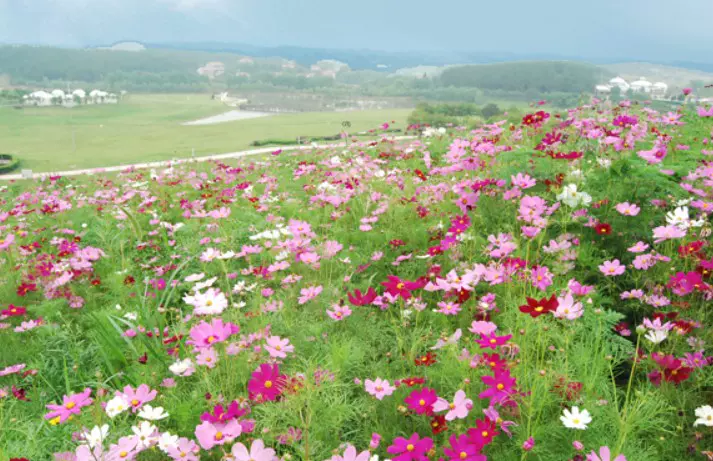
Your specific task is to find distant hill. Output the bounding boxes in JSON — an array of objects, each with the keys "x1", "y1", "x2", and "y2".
[
  {"x1": 599, "y1": 62, "x2": 713, "y2": 87},
  {"x1": 440, "y1": 61, "x2": 610, "y2": 94}
]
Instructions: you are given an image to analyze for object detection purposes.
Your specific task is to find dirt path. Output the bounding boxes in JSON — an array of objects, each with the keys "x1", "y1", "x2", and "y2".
[
  {"x1": 181, "y1": 110, "x2": 272, "y2": 126},
  {"x1": 0, "y1": 136, "x2": 416, "y2": 181}
]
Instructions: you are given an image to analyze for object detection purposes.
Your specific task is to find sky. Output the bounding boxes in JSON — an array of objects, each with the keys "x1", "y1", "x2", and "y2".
[{"x1": 0, "y1": 0, "x2": 712, "y2": 63}]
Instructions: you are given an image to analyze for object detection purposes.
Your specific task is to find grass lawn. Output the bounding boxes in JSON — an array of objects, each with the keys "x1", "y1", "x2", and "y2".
[{"x1": 0, "y1": 93, "x2": 412, "y2": 172}]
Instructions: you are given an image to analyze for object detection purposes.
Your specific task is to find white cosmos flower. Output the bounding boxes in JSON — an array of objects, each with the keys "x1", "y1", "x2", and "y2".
[
  {"x1": 81, "y1": 424, "x2": 109, "y2": 448},
  {"x1": 666, "y1": 206, "x2": 691, "y2": 229},
  {"x1": 138, "y1": 404, "x2": 169, "y2": 421},
  {"x1": 557, "y1": 184, "x2": 591, "y2": 208},
  {"x1": 644, "y1": 329, "x2": 668, "y2": 344},
  {"x1": 560, "y1": 406, "x2": 592, "y2": 430},
  {"x1": 187, "y1": 288, "x2": 228, "y2": 315},
  {"x1": 192, "y1": 276, "x2": 217, "y2": 292},
  {"x1": 184, "y1": 273, "x2": 205, "y2": 282},
  {"x1": 158, "y1": 432, "x2": 179, "y2": 453},
  {"x1": 132, "y1": 421, "x2": 158, "y2": 449},
  {"x1": 105, "y1": 395, "x2": 130, "y2": 418},
  {"x1": 694, "y1": 405, "x2": 713, "y2": 427},
  {"x1": 169, "y1": 358, "x2": 195, "y2": 377}
]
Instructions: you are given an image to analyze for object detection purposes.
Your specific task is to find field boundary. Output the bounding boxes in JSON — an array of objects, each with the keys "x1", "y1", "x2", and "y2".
[{"x1": 0, "y1": 136, "x2": 416, "y2": 181}]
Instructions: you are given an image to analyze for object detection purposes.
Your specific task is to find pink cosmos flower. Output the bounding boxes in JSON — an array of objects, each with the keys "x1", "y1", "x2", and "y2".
[
  {"x1": 615, "y1": 202, "x2": 640, "y2": 216},
  {"x1": 329, "y1": 445, "x2": 371, "y2": 461},
  {"x1": 436, "y1": 301, "x2": 461, "y2": 315},
  {"x1": 166, "y1": 438, "x2": 199, "y2": 461},
  {"x1": 264, "y1": 336, "x2": 294, "y2": 359},
  {"x1": 326, "y1": 304, "x2": 352, "y2": 321},
  {"x1": 387, "y1": 433, "x2": 433, "y2": 461},
  {"x1": 196, "y1": 348, "x2": 218, "y2": 368},
  {"x1": 599, "y1": 259, "x2": 625, "y2": 276},
  {"x1": 627, "y1": 241, "x2": 649, "y2": 253},
  {"x1": 554, "y1": 293, "x2": 584, "y2": 320},
  {"x1": 697, "y1": 106, "x2": 713, "y2": 117},
  {"x1": 118, "y1": 384, "x2": 157, "y2": 413},
  {"x1": 469, "y1": 321, "x2": 497, "y2": 336},
  {"x1": 365, "y1": 378, "x2": 396, "y2": 400},
  {"x1": 231, "y1": 439, "x2": 276, "y2": 461},
  {"x1": 107, "y1": 436, "x2": 140, "y2": 460},
  {"x1": 433, "y1": 389, "x2": 472, "y2": 421},
  {"x1": 298, "y1": 285, "x2": 323, "y2": 304},
  {"x1": 652, "y1": 225, "x2": 686, "y2": 243},
  {"x1": 44, "y1": 388, "x2": 93, "y2": 424},
  {"x1": 586, "y1": 446, "x2": 627, "y2": 461},
  {"x1": 194, "y1": 419, "x2": 242, "y2": 450},
  {"x1": 530, "y1": 266, "x2": 553, "y2": 291},
  {"x1": 0, "y1": 233, "x2": 15, "y2": 251}
]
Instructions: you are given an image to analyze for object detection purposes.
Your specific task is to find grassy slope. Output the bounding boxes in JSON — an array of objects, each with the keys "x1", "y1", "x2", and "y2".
[{"x1": 0, "y1": 94, "x2": 411, "y2": 171}]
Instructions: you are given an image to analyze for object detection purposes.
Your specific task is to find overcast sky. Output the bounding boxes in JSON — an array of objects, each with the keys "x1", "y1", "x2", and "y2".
[{"x1": 1, "y1": 0, "x2": 711, "y2": 62}]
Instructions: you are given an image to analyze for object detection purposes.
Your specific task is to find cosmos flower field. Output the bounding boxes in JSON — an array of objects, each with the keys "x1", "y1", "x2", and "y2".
[{"x1": 1, "y1": 99, "x2": 713, "y2": 461}]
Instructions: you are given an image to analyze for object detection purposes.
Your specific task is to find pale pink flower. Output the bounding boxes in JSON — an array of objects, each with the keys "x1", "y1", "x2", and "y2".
[
  {"x1": 264, "y1": 336, "x2": 294, "y2": 359},
  {"x1": 599, "y1": 259, "x2": 625, "y2": 276},
  {"x1": 364, "y1": 378, "x2": 396, "y2": 400},
  {"x1": 432, "y1": 389, "x2": 472, "y2": 421}
]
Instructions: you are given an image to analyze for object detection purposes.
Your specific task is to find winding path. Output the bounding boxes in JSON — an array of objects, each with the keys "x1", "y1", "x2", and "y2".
[{"x1": 0, "y1": 136, "x2": 416, "y2": 181}]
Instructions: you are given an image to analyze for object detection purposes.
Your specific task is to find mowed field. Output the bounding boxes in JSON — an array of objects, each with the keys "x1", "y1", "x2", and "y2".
[{"x1": 0, "y1": 94, "x2": 411, "y2": 172}]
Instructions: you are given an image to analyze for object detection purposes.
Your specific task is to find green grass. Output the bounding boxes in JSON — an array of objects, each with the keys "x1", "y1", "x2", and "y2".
[{"x1": 0, "y1": 94, "x2": 411, "y2": 172}]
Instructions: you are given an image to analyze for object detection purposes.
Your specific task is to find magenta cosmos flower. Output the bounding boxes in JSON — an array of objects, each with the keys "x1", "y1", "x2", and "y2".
[
  {"x1": 387, "y1": 433, "x2": 433, "y2": 461},
  {"x1": 404, "y1": 388, "x2": 438, "y2": 415},
  {"x1": 381, "y1": 275, "x2": 421, "y2": 300},
  {"x1": 44, "y1": 388, "x2": 93, "y2": 424},
  {"x1": 365, "y1": 378, "x2": 396, "y2": 400},
  {"x1": 231, "y1": 438, "x2": 276, "y2": 461},
  {"x1": 248, "y1": 363, "x2": 285, "y2": 402},
  {"x1": 186, "y1": 318, "x2": 238, "y2": 349},
  {"x1": 443, "y1": 434, "x2": 486, "y2": 461},
  {"x1": 118, "y1": 384, "x2": 157, "y2": 412},
  {"x1": 194, "y1": 419, "x2": 242, "y2": 450},
  {"x1": 475, "y1": 332, "x2": 512, "y2": 350},
  {"x1": 433, "y1": 389, "x2": 472, "y2": 421},
  {"x1": 479, "y1": 370, "x2": 517, "y2": 404}
]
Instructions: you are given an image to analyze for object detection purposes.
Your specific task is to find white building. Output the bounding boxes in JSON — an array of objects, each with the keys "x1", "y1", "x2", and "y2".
[
  {"x1": 651, "y1": 82, "x2": 668, "y2": 100},
  {"x1": 630, "y1": 77, "x2": 653, "y2": 94},
  {"x1": 25, "y1": 90, "x2": 53, "y2": 106},
  {"x1": 609, "y1": 77, "x2": 630, "y2": 93}
]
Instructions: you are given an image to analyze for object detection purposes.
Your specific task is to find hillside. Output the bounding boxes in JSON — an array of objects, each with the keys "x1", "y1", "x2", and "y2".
[{"x1": 440, "y1": 61, "x2": 610, "y2": 93}]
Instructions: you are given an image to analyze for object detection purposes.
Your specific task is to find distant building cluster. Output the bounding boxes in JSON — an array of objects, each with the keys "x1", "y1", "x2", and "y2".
[
  {"x1": 197, "y1": 62, "x2": 226, "y2": 79},
  {"x1": 595, "y1": 76, "x2": 668, "y2": 100},
  {"x1": 23, "y1": 89, "x2": 120, "y2": 107}
]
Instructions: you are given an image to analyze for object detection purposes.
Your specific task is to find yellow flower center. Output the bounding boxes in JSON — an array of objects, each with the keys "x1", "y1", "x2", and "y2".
[
  {"x1": 419, "y1": 399, "x2": 426, "y2": 406},
  {"x1": 265, "y1": 380, "x2": 273, "y2": 389},
  {"x1": 131, "y1": 399, "x2": 139, "y2": 406},
  {"x1": 489, "y1": 339, "x2": 497, "y2": 344},
  {"x1": 65, "y1": 402, "x2": 76, "y2": 410},
  {"x1": 406, "y1": 444, "x2": 415, "y2": 452},
  {"x1": 482, "y1": 431, "x2": 489, "y2": 437},
  {"x1": 207, "y1": 336, "x2": 215, "y2": 343},
  {"x1": 215, "y1": 431, "x2": 224, "y2": 441},
  {"x1": 497, "y1": 383, "x2": 504, "y2": 390},
  {"x1": 460, "y1": 452, "x2": 468, "y2": 459}
]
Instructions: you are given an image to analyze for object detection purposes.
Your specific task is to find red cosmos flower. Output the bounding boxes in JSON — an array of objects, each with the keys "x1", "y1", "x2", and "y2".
[
  {"x1": 549, "y1": 151, "x2": 583, "y2": 160},
  {"x1": 651, "y1": 353, "x2": 693, "y2": 385},
  {"x1": 16, "y1": 282, "x2": 37, "y2": 297},
  {"x1": 518, "y1": 295, "x2": 558, "y2": 318},
  {"x1": 400, "y1": 377, "x2": 426, "y2": 387},
  {"x1": 414, "y1": 169, "x2": 428, "y2": 181},
  {"x1": 1, "y1": 304, "x2": 26, "y2": 317},
  {"x1": 381, "y1": 276, "x2": 421, "y2": 300},
  {"x1": 430, "y1": 414, "x2": 448, "y2": 434},
  {"x1": 404, "y1": 388, "x2": 438, "y2": 415},
  {"x1": 698, "y1": 259, "x2": 713, "y2": 279},
  {"x1": 467, "y1": 418, "x2": 500, "y2": 451},
  {"x1": 677, "y1": 241, "x2": 705, "y2": 258},
  {"x1": 347, "y1": 287, "x2": 378, "y2": 306},
  {"x1": 247, "y1": 363, "x2": 286, "y2": 403},
  {"x1": 552, "y1": 377, "x2": 583, "y2": 401},
  {"x1": 475, "y1": 333, "x2": 513, "y2": 350},
  {"x1": 594, "y1": 223, "x2": 612, "y2": 235},
  {"x1": 415, "y1": 352, "x2": 437, "y2": 367},
  {"x1": 12, "y1": 386, "x2": 28, "y2": 401},
  {"x1": 389, "y1": 239, "x2": 406, "y2": 248}
]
